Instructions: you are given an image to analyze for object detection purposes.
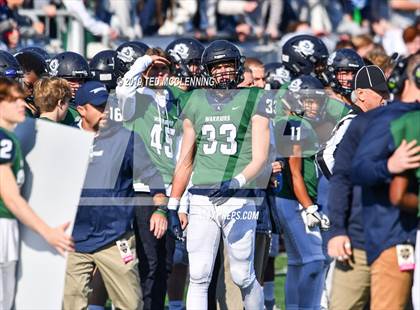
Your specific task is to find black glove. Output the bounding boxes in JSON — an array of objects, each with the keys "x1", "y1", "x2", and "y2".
[
  {"x1": 168, "y1": 210, "x2": 183, "y2": 241},
  {"x1": 209, "y1": 178, "x2": 241, "y2": 206}
]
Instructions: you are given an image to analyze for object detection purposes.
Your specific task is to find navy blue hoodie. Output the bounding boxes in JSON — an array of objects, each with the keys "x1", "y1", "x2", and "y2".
[
  {"x1": 351, "y1": 102, "x2": 420, "y2": 264},
  {"x1": 73, "y1": 122, "x2": 165, "y2": 253}
]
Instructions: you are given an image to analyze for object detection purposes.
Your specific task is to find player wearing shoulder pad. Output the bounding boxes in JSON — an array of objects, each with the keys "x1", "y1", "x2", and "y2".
[
  {"x1": 170, "y1": 40, "x2": 269, "y2": 310},
  {"x1": 273, "y1": 75, "x2": 329, "y2": 310}
]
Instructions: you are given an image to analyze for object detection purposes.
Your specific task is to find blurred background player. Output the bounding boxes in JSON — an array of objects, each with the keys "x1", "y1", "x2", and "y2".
[
  {"x1": 273, "y1": 75, "x2": 330, "y2": 310},
  {"x1": 0, "y1": 77, "x2": 73, "y2": 310},
  {"x1": 48, "y1": 51, "x2": 90, "y2": 126},
  {"x1": 33, "y1": 77, "x2": 71, "y2": 123},
  {"x1": 14, "y1": 49, "x2": 48, "y2": 115}
]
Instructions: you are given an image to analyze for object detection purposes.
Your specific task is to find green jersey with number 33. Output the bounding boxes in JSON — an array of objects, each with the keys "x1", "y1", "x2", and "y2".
[
  {"x1": 0, "y1": 127, "x2": 25, "y2": 219},
  {"x1": 180, "y1": 87, "x2": 268, "y2": 186}
]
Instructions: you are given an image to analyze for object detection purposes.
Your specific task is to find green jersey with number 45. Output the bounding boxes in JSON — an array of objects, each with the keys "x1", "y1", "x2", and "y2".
[
  {"x1": 390, "y1": 110, "x2": 420, "y2": 216},
  {"x1": 0, "y1": 128, "x2": 25, "y2": 219},
  {"x1": 124, "y1": 88, "x2": 179, "y2": 184},
  {"x1": 180, "y1": 87, "x2": 268, "y2": 186}
]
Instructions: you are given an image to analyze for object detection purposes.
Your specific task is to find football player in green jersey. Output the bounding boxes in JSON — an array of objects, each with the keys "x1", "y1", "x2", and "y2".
[
  {"x1": 273, "y1": 75, "x2": 330, "y2": 310},
  {"x1": 388, "y1": 109, "x2": 420, "y2": 309},
  {"x1": 0, "y1": 78, "x2": 73, "y2": 310},
  {"x1": 165, "y1": 37, "x2": 205, "y2": 310},
  {"x1": 169, "y1": 40, "x2": 270, "y2": 309},
  {"x1": 33, "y1": 77, "x2": 72, "y2": 123}
]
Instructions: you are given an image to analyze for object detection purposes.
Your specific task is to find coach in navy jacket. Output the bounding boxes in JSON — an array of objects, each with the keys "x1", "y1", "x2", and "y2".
[{"x1": 64, "y1": 81, "x2": 166, "y2": 310}]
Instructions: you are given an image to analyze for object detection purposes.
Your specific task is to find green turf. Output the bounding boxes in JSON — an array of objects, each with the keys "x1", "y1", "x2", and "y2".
[{"x1": 274, "y1": 253, "x2": 287, "y2": 309}]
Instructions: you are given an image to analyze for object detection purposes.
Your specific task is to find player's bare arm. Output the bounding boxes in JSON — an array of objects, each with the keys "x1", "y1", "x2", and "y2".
[{"x1": 0, "y1": 163, "x2": 74, "y2": 255}]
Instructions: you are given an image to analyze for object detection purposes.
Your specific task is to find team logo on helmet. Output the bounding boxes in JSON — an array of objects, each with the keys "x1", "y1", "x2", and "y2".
[
  {"x1": 117, "y1": 46, "x2": 135, "y2": 63},
  {"x1": 169, "y1": 43, "x2": 189, "y2": 60},
  {"x1": 289, "y1": 78, "x2": 303, "y2": 92},
  {"x1": 327, "y1": 52, "x2": 336, "y2": 66},
  {"x1": 49, "y1": 59, "x2": 59, "y2": 76},
  {"x1": 293, "y1": 40, "x2": 315, "y2": 57},
  {"x1": 275, "y1": 67, "x2": 291, "y2": 84}
]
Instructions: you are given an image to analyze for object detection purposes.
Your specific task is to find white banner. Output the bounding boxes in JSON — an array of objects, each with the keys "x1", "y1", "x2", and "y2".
[{"x1": 15, "y1": 119, "x2": 93, "y2": 310}]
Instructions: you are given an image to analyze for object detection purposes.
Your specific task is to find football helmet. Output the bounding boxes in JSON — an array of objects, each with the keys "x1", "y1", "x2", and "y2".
[
  {"x1": 115, "y1": 41, "x2": 149, "y2": 78},
  {"x1": 166, "y1": 37, "x2": 204, "y2": 77},
  {"x1": 90, "y1": 50, "x2": 117, "y2": 90},
  {"x1": 18, "y1": 46, "x2": 51, "y2": 63},
  {"x1": 326, "y1": 48, "x2": 364, "y2": 97},
  {"x1": 0, "y1": 51, "x2": 22, "y2": 79},
  {"x1": 48, "y1": 51, "x2": 90, "y2": 80},
  {"x1": 14, "y1": 50, "x2": 48, "y2": 77},
  {"x1": 264, "y1": 62, "x2": 292, "y2": 89},
  {"x1": 201, "y1": 40, "x2": 245, "y2": 89},
  {"x1": 281, "y1": 35, "x2": 329, "y2": 83},
  {"x1": 284, "y1": 75, "x2": 327, "y2": 122}
]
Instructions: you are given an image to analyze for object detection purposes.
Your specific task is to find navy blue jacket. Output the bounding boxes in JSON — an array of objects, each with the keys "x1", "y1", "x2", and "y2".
[
  {"x1": 73, "y1": 123, "x2": 165, "y2": 253},
  {"x1": 327, "y1": 110, "x2": 372, "y2": 250},
  {"x1": 351, "y1": 102, "x2": 420, "y2": 264}
]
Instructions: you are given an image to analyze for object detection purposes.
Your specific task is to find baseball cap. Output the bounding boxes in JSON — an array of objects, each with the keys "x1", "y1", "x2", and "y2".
[
  {"x1": 75, "y1": 81, "x2": 109, "y2": 106},
  {"x1": 354, "y1": 65, "x2": 390, "y2": 99}
]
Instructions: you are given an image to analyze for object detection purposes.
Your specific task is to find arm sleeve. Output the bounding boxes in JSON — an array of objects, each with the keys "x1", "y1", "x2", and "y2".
[
  {"x1": 130, "y1": 133, "x2": 166, "y2": 196},
  {"x1": 115, "y1": 55, "x2": 153, "y2": 112},
  {"x1": 62, "y1": 0, "x2": 110, "y2": 36}
]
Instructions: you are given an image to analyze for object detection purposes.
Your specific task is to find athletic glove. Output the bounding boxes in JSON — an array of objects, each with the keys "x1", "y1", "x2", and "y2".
[
  {"x1": 209, "y1": 174, "x2": 246, "y2": 206},
  {"x1": 320, "y1": 213, "x2": 331, "y2": 231},
  {"x1": 302, "y1": 205, "x2": 323, "y2": 228},
  {"x1": 167, "y1": 198, "x2": 184, "y2": 241},
  {"x1": 168, "y1": 210, "x2": 184, "y2": 241}
]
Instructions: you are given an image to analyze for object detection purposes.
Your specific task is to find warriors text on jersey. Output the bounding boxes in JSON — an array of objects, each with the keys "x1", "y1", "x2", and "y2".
[
  {"x1": 124, "y1": 87, "x2": 179, "y2": 184},
  {"x1": 0, "y1": 127, "x2": 25, "y2": 219}
]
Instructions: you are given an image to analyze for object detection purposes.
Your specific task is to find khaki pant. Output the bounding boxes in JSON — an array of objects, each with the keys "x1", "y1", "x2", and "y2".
[
  {"x1": 330, "y1": 248, "x2": 370, "y2": 310},
  {"x1": 63, "y1": 234, "x2": 142, "y2": 310},
  {"x1": 216, "y1": 232, "x2": 270, "y2": 310},
  {"x1": 371, "y1": 246, "x2": 413, "y2": 310}
]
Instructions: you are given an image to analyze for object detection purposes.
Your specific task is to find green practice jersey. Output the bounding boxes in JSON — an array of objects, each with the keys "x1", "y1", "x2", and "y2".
[
  {"x1": 180, "y1": 87, "x2": 267, "y2": 186},
  {"x1": 124, "y1": 88, "x2": 179, "y2": 184},
  {"x1": 274, "y1": 114, "x2": 319, "y2": 201},
  {"x1": 390, "y1": 110, "x2": 420, "y2": 216},
  {"x1": 0, "y1": 128, "x2": 25, "y2": 219},
  {"x1": 324, "y1": 98, "x2": 351, "y2": 123},
  {"x1": 61, "y1": 105, "x2": 81, "y2": 126}
]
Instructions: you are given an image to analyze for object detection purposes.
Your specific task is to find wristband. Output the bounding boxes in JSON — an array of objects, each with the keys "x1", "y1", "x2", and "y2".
[
  {"x1": 167, "y1": 197, "x2": 180, "y2": 211},
  {"x1": 305, "y1": 204, "x2": 318, "y2": 214},
  {"x1": 153, "y1": 208, "x2": 168, "y2": 217},
  {"x1": 234, "y1": 173, "x2": 247, "y2": 188}
]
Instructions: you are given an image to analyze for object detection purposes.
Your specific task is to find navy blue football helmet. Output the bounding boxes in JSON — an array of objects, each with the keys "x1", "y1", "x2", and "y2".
[
  {"x1": 264, "y1": 62, "x2": 292, "y2": 90},
  {"x1": 201, "y1": 40, "x2": 245, "y2": 89},
  {"x1": 48, "y1": 51, "x2": 90, "y2": 80},
  {"x1": 282, "y1": 35, "x2": 329, "y2": 83},
  {"x1": 0, "y1": 51, "x2": 22, "y2": 79},
  {"x1": 166, "y1": 38, "x2": 204, "y2": 77},
  {"x1": 325, "y1": 48, "x2": 364, "y2": 97},
  {"x1": 115, "y1": 41, "x2": 149, "y2": 78},
  {"x1": 90, "y1": 50, "x2": 117, "y2": 90}
]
